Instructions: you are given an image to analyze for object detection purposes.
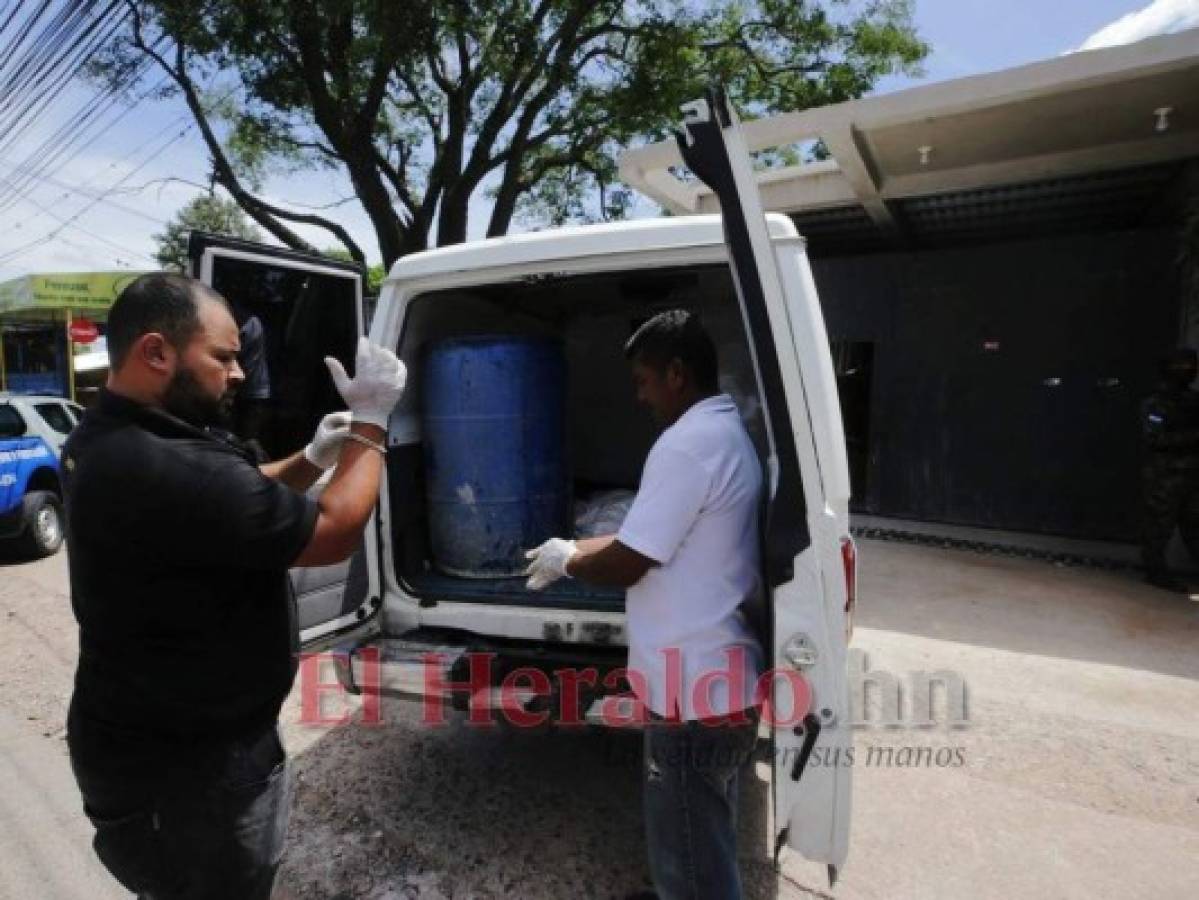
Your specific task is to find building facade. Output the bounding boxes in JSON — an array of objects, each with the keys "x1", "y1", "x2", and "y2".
[{"x1": 621, "y1": 29, "x2": 1199, "y2": 542}]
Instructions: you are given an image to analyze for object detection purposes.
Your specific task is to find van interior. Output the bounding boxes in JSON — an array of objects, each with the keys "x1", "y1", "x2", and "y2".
[
  {"x1": 384, "y1": 264, "x2": 769, "y2": 614},
  {"x1": 208, "y1": 255, "x2": 360, "y2": 461}
]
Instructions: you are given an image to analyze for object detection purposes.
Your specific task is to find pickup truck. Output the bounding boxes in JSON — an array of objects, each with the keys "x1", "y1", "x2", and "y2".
[
  {"x1": 188, "y1": 93, "x2": 855, "y2": 879},
  {"x1": 0, "y1": 393, "x2": 80, "y2": 556}
]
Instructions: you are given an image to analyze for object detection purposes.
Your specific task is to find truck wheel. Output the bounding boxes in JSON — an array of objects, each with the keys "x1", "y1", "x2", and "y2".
[{"x1": 18, "y1": 491, "x2": 64, "y2": 557}]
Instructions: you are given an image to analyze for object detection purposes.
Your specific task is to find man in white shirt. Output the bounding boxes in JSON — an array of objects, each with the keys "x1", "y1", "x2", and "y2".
[{"x1": 525, "y1": 309, "x2": 764, "y2": 900}]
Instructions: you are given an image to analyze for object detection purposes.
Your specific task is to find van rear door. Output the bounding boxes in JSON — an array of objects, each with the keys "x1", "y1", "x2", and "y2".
[
  {"x1": 187, "y1": 233, "x2": 382, "y2": 649},
  {"x1": 674, "y1": 91, "x2": 853, "y2": 882}
]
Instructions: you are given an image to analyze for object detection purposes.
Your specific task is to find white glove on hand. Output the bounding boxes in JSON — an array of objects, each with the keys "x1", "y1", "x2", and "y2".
[
  {"x1": 324, "y1": 336, "x2": 408, "y2": 429},
  {"x1": 303, "y1": 411, "x2": 352, "y2": 469},
  {"x1": 524, "y1": 538, "x2": 577, "y2": 591}
]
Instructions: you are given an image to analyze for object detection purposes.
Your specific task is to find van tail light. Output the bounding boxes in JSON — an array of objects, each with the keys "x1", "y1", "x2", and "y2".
[{"x1": 841, "y1": 536, "x2": 857, "y2": 641}]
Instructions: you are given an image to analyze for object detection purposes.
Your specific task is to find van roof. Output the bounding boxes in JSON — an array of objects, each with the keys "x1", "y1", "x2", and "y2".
[{"x1": 384, "y1": 213, "x2": 800, "y2": 284}]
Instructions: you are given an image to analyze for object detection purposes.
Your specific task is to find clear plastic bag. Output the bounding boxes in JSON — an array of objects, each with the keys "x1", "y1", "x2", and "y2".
[{"x1": 573, "y1": 489, "x2": 636, "y2": 538}]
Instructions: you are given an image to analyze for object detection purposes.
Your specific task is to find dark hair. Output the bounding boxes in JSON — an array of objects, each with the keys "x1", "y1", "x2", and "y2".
[
  {"x1": 107, "y1": 273, "x2": 227, "y2": 369},
  {"x1": 624, "y1": 309, "x2": 719, "y2": 393}
]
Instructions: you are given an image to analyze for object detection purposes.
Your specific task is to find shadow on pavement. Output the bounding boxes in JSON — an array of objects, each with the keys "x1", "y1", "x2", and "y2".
[{"x1": 0, "y1": 544, "x2": 55, "y2": 567}]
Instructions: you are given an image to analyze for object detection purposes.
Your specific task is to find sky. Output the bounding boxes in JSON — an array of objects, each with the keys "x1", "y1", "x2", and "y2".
[{"x1": 1, "y1": 0, "x2": 1197, "y2": 281}]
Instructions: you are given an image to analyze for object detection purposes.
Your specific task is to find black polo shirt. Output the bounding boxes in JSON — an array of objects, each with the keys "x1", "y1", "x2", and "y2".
[{"x1": 62, "y1": 389, "x2": 318, "y2": 774}]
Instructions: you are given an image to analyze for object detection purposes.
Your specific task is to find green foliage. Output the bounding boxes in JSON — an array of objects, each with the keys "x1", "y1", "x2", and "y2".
[
  {"x1": 322, "y1": 247, "x2": 386, "y2": 294},
  {"x1": 95, "y1": 1, "x2": 928, "y2": 265},
  {"x1": 153, "y1": 193, "x2": 262, "y2": 271}
]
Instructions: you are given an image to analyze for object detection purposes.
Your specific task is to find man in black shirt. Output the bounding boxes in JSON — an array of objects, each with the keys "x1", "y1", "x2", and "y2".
[{"x1": 63, "y1": 273, "x2": 405, "y2": 899}]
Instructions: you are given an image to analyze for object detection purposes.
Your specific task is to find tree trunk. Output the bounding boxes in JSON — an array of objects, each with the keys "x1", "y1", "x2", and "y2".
[
  {"x1": 486, "y1": 172, "x2": 522, "y2": 238},
  {"x1": 436, "y1": 185, "x2": 471, "y2": 246},
  {"x1": 344, "y1": 152, "x2": 410, "y2": 267}
]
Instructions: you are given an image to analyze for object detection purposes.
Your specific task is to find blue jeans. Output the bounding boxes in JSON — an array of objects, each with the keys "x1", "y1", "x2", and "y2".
[
  {"x1": 643, "y1": 710, "x2": 760, "y2": 900},
  {"x1": 70, "y1": 722, "x2": 292, "y2": 900}
]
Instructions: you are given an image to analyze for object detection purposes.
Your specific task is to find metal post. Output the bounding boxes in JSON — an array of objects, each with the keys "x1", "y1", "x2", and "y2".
[{"x1": 66, "y1": 310, "x2": 77, "y2": 402}]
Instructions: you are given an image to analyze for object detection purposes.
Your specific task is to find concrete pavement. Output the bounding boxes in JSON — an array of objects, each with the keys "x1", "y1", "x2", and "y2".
[
  {"x1": 778, "y1": 541, "x2": 1199, "y2": 899},
  {"x1": 0, "y1": 706, "x2": 126, "y2": 900}
]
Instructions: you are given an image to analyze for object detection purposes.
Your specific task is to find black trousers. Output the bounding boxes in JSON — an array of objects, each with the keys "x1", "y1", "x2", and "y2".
[{"x1": 69, "y1": 722, "x2": 292, "y2": 900}]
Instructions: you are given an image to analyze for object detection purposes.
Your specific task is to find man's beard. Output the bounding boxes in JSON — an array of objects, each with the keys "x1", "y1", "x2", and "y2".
[{"x1": 162, "y1": 366, "x2": 233, "y2": 429}]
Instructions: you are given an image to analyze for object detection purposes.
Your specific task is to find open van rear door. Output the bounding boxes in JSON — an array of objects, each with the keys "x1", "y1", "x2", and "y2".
[
  {"x1": 673, "y1": 92, "x2": 854, "y2": 882},
  {"x1": 187, "y1": 233, "x2": 382, "y2": 649}
]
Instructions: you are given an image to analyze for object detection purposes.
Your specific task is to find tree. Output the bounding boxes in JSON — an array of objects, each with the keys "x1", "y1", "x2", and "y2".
[
  {"x1": 94, "y1": 1, "x2": 927, "y2": 267},
  {"x1": 154, "y1": 193, "x2": 263, "y2": 270}
]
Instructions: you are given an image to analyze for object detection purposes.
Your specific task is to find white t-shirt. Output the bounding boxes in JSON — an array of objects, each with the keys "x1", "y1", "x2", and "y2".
[{"x1": 617, "y1": 394, "x2": 764, "y2": 720}]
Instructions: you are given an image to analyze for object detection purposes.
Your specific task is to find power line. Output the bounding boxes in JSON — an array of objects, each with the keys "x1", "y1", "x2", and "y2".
[
  {"x1": 0, "y1": 130, "x2": 185, "y2": 265},
  {"x1": 51, "y1": 230, "x2": 143, "y2": 268},
  {"x1": 0, "y1": 75, "x2": 236, "y2": 220},
  {"x1": 0, "y1": 172, "x2": 159, "y2": 263},
  {"x1": 0, "y1": 78, "x2": 203, "y2": 218},
  {"x1": 0, "y1": 2, "x2": 37, "y2": 54},
  {"x1": 0, "y1": 2, "x2": 126, "y2": 143},
  {"x1": 0, "y1": 57, "x2": 165, "y2": 209},
  {"x1": 0, "y1": 47, "x2": 170, "y2": 203},
  {"x1": 0, "y1": 1, "x2": 124, "y2": 143},
  {"x1": 0, "y1": 162, "x2": 166, "y2": 249},
  {"x1": 0, "y1": 154, "x2": 171, "y2": 227},
  {"x1": 0, "y1": 119, "x2": 193, "y2": 266},
  {"x1": 0, "y1": 2, "x2": 169, "y2": 209},
  {"x1": 0, "y1": 2, "x2": 59, "y2": 77},
  {"x1": 0, "y1": 4, "x2": 267, "y2": 271}
]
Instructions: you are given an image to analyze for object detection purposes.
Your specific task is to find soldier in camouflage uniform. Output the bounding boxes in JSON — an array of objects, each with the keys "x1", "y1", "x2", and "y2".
[{"x1": 1141, "y1": 348, "x2": 1199, "y2": 591}]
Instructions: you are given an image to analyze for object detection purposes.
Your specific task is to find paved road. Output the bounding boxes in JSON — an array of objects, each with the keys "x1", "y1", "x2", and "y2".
[
  {"x1": 0, "y1": 708, "x2": 127, "y2": 900},
  {"x1": 1, "y1": 541, "x2": 1197, "y2": 899},
  {"x1": 799, "y1": 543, "x2": 1199, "y2": 899},
  {"x1": 0, "y1": 551, "x2": 126, "y2": 900}
]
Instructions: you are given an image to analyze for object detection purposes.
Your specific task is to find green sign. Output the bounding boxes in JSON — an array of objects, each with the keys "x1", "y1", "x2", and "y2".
[{"x1": 0, "y1": 271, "x2": 147, "y2": 315}]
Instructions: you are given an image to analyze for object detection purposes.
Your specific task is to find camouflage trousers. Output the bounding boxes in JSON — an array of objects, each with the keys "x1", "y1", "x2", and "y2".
[{"x1": 1141, "y1": 463, "x2": 1199, "y2": 573}]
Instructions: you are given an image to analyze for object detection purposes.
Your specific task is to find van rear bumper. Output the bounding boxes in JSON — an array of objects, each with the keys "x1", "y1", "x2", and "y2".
[
  {"x1": 330, "y1": 632, "x2": 638, "y2": 726},
  {"x1": 331, "y1": 635, "x2": 467, "y2": 699}
]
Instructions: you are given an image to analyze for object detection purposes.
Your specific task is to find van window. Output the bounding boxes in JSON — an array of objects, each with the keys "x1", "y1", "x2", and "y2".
[
  {"x1": 208, "y1": 257, "x2": 359, "y2": 461},
  {"x1": 35, "y1": 403, "x2": 74, "y2": 435},
  {"x1": 0, "y1": 405, "x2": 26, "y2": 439}
]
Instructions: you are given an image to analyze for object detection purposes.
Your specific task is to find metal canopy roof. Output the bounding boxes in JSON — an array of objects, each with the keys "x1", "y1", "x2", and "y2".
[{"x1": 619, "y1": 28, "x2": 1199, "y2": 255}]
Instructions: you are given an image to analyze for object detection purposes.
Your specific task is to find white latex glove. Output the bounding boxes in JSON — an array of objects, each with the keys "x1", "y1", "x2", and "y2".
[
  {"x1": 524, "y1": 538, "x2": 577, "y2": 591},
  {"x1": 324, "y1": 336, "x2": 408, "y2": 429},
  {"x1": 303, "y1": 411, "x2": 352, "y2": 469}
]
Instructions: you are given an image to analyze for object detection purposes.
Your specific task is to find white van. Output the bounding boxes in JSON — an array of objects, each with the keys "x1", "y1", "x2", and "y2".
[{"x1": 190, "y1": 94, "x2": 855, "y2": 881}]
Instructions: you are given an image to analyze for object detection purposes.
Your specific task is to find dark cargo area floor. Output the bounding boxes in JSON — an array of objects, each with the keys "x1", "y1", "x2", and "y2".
[{"x1": 400, "y1": 570, "x2": 626, "y2": 612}]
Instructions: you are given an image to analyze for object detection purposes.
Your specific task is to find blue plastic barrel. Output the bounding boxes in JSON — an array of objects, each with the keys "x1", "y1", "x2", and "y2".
[{"x1": 422, "y1": 336, "x2": 569, "y2": 577}]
